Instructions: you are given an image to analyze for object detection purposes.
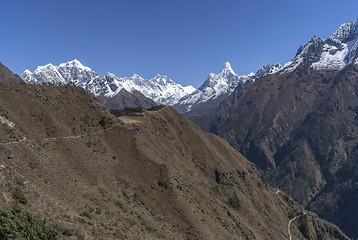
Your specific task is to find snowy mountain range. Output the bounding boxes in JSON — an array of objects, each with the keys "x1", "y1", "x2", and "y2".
[
  {"x1": 21, "y1": 19, "x2": 358, "y2": 111},
  {"x1": 100, "y1": 72, "x2": 195, "y2": 105},
  {"x1": 21, "y1": 60, "x2": 195, "y2": 106},
  {"x1": 21, "y1": 60, "x2": 282, "y2": 110},
  {"x1": 175, "y1": 62, "x2": 282, "y2": 112}
]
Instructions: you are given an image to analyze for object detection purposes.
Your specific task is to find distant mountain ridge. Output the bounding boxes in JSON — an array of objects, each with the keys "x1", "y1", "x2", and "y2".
[
  {"x1": 21, "y1": 60, "x2": 195, "y2": 106},
  {"x1": 175, "y1": 62, "x2": 282, "y2": 112},
  {"x1": 21, "y1": 60, "x2": 283, "y2": 110},
  {"x1": 172, "y1": 62, "x2": 282, "y2": 129}
]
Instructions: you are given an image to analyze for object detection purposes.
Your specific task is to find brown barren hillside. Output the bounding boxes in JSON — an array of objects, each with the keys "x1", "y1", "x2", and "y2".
[
  {"x1": 0, "y1": 83, "x2": 348, "y2": 239},
  {"x1": 0, "y1": 62, "x2": 24, "y2": 84}
]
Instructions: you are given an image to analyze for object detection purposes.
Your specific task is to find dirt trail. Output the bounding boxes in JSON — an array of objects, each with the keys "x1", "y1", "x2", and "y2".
[
  {"x1": 276, "y1": 189, "x2": 307, "y2": 240},
  {"x1": 0, "y1": 121, "x2": 124, "y2": 147}
]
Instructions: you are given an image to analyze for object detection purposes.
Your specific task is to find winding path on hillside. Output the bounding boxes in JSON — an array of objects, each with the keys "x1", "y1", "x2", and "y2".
[
  {"x1": 276, "y1": 189, "x2": 307, "y2": 240},
  {"x1": 0, "y1": 120, "x2": 125, "y2": 147}
]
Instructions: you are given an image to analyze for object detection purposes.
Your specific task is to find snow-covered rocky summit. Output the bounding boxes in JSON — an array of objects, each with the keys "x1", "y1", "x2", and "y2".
[
  {"x1": 281, "y1": 19, "x2": 358, "y2": 73},
  {"x1": 21, "y1": 60, "x2": 101, "y2": 87},
  {"x1": 99, "y1": 73, "x2": 195, "y2": 105},
  {"x1": 21, "y1": 60, "x2": 195, "y2": 106},
  {"x1": 176, "y1": 62, "x2": 282, "y2": 108},
  {"x1": 22, "y1": 64, "x2": 67, "y2": 85}
]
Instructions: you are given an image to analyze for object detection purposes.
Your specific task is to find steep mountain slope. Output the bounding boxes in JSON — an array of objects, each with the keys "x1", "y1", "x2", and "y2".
[
  {"x1": 209, "y1": 19, "x2": 358, "y2": 238},
  {"x1": 0, "y1": 82, "x2": 347, "y2": 239},
  {"x1": 0, "y1": 62, "x2": 24, "y2": 84},
  {"x1": 97, "y1": 89, "x2": 157, "y2": 110},
  {"x1": 21, "y1": 60, "x2": 195, "y2": 106}
]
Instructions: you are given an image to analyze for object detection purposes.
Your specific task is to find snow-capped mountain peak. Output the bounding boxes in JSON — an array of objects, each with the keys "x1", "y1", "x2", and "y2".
[
  {"x1": 178, "y1": 62, "x2": 252, "y2": 107},
  {"x1": 220, "y1": 62, "x2": 236, "y2": 75},
  {"x1": 281, "y1": 18, "x2": 358, "y2": 73},
  {"x1": 33, "y1": 63, "x2": 56, "y2": 73},
  {"x1": 22, "y1": 69, "x2": 32, "y2": 75},
  {"x1": 58, "y1": 59, "x2": 92, "y2": 72},
  {"x1": 105, "y1": 72, "x2": 116, "y2": 79},
  {"x1": 329, "y1": 19, "x2": 358, "y2": 43},
  {"x1": 22, "y1": 63, "x2": 66, "y2": 84},
  {"x1": 131, "y1": 74, "x2": 144, "y2": 80},
  {"x1": 255, "y1": 64, "x2": 282, "y2": 78},
  {"x1": 176, "y1": 62, "x2": 283, "y2": 110},
  {"x1": 152, "y1": 74, "x2": 170, "y2": 84}
]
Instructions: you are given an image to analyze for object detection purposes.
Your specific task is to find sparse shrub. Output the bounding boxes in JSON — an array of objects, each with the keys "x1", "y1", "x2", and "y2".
[
  {"x1": 122, "y1": 191, "x2": 130, "y2": 200},
  {"x1": 110, "y1": 105, "x2": 165, "y2": 117},
  {"x1": 110, "y1": 107, "x2": 144, "y2": 117},
  {"x1": 98, "y1": 116, "x2": 108, "y2": 128},
  {"x1": 0, "y1": 204, "x2": 59, "y2": 239},
  {"x1": 12, "y1": 186, "x2": 27, "y2": 204},
  {"x1": 98, "y1": 188, "x2": 107, "y2": 198},
  {"x1": 95, "y1": 208, "x2": 102, "y2": 215},
  {"x1": 228, "y1": 197, "x2": 240, "y2": 209},
  {"x1": 79, "y1": 210, "x2": 92, "y2": 219},
  {"x1": 29, "y1": 161, "x2": 37, "y2": 169},
  {"x1": 147, "y1": 105, "x2": 165, "y2": 111}
]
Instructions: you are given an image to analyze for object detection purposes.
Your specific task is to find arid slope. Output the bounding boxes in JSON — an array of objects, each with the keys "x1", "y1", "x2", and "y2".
[{"x1": 0, "y1": 83, "x2": 348, "y2": 239}]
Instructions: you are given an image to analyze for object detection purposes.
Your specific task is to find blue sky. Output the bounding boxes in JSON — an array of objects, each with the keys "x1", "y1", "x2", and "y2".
[{"x1": 1, "y1": 0, "x2": 358, "y2": 88}]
